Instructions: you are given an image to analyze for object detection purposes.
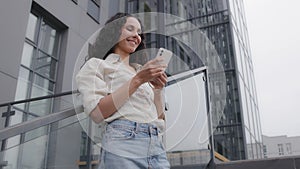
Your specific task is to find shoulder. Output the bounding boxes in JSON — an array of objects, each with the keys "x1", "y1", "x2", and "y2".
[
  {"x1": 76, "y1": 57, "x2": 105, "y2": 78},
  {"x1": 81, "y1": 57, "x2": 105, "y2": 70},
  {"x1": 86, "y1": 57, "x2": 103, "y2": 65}
]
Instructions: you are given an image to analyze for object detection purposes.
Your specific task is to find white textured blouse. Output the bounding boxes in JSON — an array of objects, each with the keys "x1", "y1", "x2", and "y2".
[{"x1": 76, "y1": 53, "x2": 164, "y2": 127}]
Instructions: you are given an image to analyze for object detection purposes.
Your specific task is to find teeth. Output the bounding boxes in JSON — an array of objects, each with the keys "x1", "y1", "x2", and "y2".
[{"x1": 128, "y1": 40, "x2": 136, "y2": 44}]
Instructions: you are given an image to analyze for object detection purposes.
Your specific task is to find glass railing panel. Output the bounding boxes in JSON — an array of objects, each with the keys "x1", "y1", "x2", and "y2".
[
  {"x1": 165, "y1": 71, "x2": 212, "y2": 168},
  {"x1": 0, "y1": 110, "x2": 99, "y2": 169},
  {"x1": 1, "y1": 93, "x2": 76, "y2": 127}
]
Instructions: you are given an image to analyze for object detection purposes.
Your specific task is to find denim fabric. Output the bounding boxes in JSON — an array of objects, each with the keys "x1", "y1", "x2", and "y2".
[{"x1": 98, "y1": 119, "x2": 170, "y2": 169}]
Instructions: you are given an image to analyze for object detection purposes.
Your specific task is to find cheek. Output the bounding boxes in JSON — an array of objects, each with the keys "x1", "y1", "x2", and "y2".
[
  {"x1": 119, "y1": 30, "x2": 130, "y2": 39},
  {"x1": 118, "y1": 32, "x2": 126, "y2": 42},
  {"x1": 137, "y1": 36, "x2": 142, "y2": 44}
]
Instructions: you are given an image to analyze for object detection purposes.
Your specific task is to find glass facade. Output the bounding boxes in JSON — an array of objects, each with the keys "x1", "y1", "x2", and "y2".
[
  {"x1": 227, "y1": 0, "x2": 263, "y2": 160},
  {"x1": 125, "y1": 0, "x2": 262, "y2": 161}
]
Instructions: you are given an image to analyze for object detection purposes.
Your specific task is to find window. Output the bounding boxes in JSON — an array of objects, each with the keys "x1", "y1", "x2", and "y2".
[
  {"x1": 278, "y1": 144, "x2": 284, "y2": 155},
  {"x1": 87, "y1": 0, "x2": 101, "y2": 23},
  {"x1": 18, "y1": 12, "x2": 61, "y2": 101},
  {"x1": 263, "y1": 145, "x2": 267, "y2": 158},
  {"x1": 286, "y1": 143, "x2": 292, "y2": 155},
  {"x1": 15, "y1": 9, "x2": 63, "y2": 125}
]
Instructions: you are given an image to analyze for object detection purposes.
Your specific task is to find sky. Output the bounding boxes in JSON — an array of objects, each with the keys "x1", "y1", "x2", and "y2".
[{"x1": 244, "y1": 0, "x2": 300, "y2": 137}]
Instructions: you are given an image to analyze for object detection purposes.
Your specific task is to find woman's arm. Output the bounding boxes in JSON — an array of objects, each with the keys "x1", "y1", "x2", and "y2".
[
  {"x1": 149, "y1": 73, "x2": 168, "y2": 120},
  {"x1": 89, "y1": 77, "x2": 141, "y2": 123},
  {"x1": 90, "y1": 59, "x2": 166, "y2": 123},
  {"x1": 153, "y1": 89, "x2": 166, "y2": 120}
]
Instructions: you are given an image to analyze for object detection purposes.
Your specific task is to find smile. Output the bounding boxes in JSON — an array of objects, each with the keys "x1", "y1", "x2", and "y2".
[{"x1": 127, "y1": 38, "x2": 138, "y2": 45}]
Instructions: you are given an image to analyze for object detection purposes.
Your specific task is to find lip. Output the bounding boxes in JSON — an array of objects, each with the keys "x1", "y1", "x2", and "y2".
[{"x1": 126, "y1": 38, "x2": 139, "y2": 45}]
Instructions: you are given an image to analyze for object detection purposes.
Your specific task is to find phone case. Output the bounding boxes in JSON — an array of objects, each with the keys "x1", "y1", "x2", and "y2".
[{"x1": 156, "y1": 48, "x2": 173, "y2": 65}]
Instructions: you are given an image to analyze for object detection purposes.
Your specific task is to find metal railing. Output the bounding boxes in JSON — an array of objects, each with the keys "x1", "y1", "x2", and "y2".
[{"x1": 0, "y1": 90, "x2": 79, "y2": 149}]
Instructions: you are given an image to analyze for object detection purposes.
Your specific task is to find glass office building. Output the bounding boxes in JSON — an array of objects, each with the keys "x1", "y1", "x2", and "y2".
[{"x1": 0, "y1": 0, "x2": 262, "y2": 168}]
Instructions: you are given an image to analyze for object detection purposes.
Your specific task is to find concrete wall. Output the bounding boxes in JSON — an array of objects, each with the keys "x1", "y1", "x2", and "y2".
[{"x1": 0, "y1": 0, "x2": 32, "y2": 104}]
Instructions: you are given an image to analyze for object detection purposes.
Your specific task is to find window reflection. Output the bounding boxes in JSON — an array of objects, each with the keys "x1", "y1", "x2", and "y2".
[
  {"x1": 20, "y1": 43, "x2": 34, "y2": 68},
  {"x1": 25, "y1": 13, "x2": 38, "y2": 42},
  {"x1": 15, "y1": 67, "x2": 31, "y2": 102},
  {"x1": 32, "y1": 74, "x2": 55, "y2": 95},
  {"x1": 35, "y1": 51, "x2": 57, "y2": 80},
  {"x1": 39, "y1": 21, "x2": 58, "y2": 56}
]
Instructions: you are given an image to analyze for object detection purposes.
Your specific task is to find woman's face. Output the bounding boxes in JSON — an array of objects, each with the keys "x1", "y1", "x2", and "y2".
[{"x1": 114, "y1": 17, "x2": 142, "y2": 56}]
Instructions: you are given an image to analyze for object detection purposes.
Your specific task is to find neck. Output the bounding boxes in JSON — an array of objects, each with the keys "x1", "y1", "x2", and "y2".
[
  {"x1": 114, "y1": 49, "x2": 130, "y2": 65},
  {"x1": 121, "y1": 55, "x2": 130, "y2": 65}
]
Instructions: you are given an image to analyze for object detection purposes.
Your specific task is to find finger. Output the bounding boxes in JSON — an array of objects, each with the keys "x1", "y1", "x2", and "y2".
[
  {"x1": 158, "y1": 72, "x2": 167, "y2": 81},
  {"x1": 151, "y1": 68, "x2": 165, "y2": 75},
  {"x1": 153, "y1": 75, "x2": 166, "y2": 86},
  {"x1": 161, "y1": 72, "x2": 167, "y2": 78},
  {"x1": 149, "y1": 80, "x2": 160, "y2": 89},
  {"x1": 156, "y1": 76, "x2": 167, "y2": 85}
]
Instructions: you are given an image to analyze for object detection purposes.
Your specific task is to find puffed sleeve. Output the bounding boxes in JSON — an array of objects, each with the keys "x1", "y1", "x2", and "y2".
[{"x1": 76, "y1": 58, "x2": 109, "y2": 115}]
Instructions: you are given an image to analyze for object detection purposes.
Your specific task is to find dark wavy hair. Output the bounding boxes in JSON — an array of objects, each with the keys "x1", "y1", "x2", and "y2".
[{"x1": 88, "y1": 12, "x2": 146, "y2": 60}]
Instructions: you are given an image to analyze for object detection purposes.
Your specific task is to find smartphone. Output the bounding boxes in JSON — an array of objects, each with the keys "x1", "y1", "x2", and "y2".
[{"x1": 155, "y1": 48, "x2": 173, "y2": 66}]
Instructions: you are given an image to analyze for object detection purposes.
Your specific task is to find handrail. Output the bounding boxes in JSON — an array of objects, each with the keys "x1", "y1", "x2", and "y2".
[
  {"x1": 167, "y1": 66, "x2": 207, "y2": 86},
  {"x1": 0, "y1": 106, "x2": 83, "y2": 141},
  {"x1": 0, "y1": 90, "x2": 78, "y2": 107}
]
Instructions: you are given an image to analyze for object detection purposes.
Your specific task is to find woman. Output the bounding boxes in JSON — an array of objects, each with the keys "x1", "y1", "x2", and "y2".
[{"x1": 76, "y1": 13, "x2": 170, "y2": 168}]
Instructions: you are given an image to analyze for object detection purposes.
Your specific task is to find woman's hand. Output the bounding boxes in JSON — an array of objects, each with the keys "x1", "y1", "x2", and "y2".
[
  {"x1": 133, "y1": 58, "x2": 167, "y2": 85},
  {"x1": 149, "y1": 72, "x2": 167, "y2": 89}
]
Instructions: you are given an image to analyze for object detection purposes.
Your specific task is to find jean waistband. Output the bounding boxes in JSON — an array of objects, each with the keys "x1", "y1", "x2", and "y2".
[{"x1": 107, "y1": 119, "x2": 159, "y2": 136}]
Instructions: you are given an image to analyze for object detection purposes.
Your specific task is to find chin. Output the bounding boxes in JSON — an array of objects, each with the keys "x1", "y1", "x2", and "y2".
[{"x1": 127, "y1": 47, "x2": 137, "y2": 53}]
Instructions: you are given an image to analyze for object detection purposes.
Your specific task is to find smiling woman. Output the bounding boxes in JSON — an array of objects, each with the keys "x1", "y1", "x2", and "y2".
[
  {"x1": 76, "y1": 13, "x2": 170, "y2": 168},
  {"x1": 88, "y1": 13, "x2": 146, "y2": 61},
  {"x1": 114, "y1": 17, "x2": 142, "y2": 58}
]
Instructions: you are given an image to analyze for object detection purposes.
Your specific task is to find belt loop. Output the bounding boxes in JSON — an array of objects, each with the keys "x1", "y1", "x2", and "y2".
[
  {"x1": 149, "y1": 125, "x2": 155, "y2": 136},
  {"x1": 134, "y1": 121, "x2": 139, "y2": 133},
  {"x1": 148, "y1": 125, "x2": 151, "y2": 137}
]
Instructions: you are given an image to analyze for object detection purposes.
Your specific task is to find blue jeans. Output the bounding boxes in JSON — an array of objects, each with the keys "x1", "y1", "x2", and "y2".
[{"x1": 98, "y1": 119, "x2": 170, "y2": 169}]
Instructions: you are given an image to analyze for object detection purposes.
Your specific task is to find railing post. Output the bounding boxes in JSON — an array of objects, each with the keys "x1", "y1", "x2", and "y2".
[
  {"x1": 0, "y1": 105, "x2": 12, "y2": 169},
  {"x1": 1, "y1": 104, "x2": 13, "y2": 152},
  {"x1": 204, "y1": 69, "x2": 216, "y2": 169},
  {"x1": 86, "y1": 118, "x2": 92, "y2": 169}
]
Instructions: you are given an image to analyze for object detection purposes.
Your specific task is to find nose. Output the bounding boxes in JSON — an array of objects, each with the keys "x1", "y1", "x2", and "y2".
[
  {"x1": 132, "y1": 31, "x2": 140, "y2": 38},
  {"x1": 132, "y1": 31, "x2": 141, "y2": 42}
]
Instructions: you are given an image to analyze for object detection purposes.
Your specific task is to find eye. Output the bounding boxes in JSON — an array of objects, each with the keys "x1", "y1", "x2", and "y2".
[{"x1": 126, "y1": 25, "x2": 134, "y2": 31}]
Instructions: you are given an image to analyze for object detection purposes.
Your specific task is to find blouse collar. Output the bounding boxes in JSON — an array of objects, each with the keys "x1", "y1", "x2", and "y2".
[
  {"x1": 105, "y1": 53, "x2": 121, "y2": 64},
  {"x1": 105, "y1": 53, "x2": 142, "y2": 72}
]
